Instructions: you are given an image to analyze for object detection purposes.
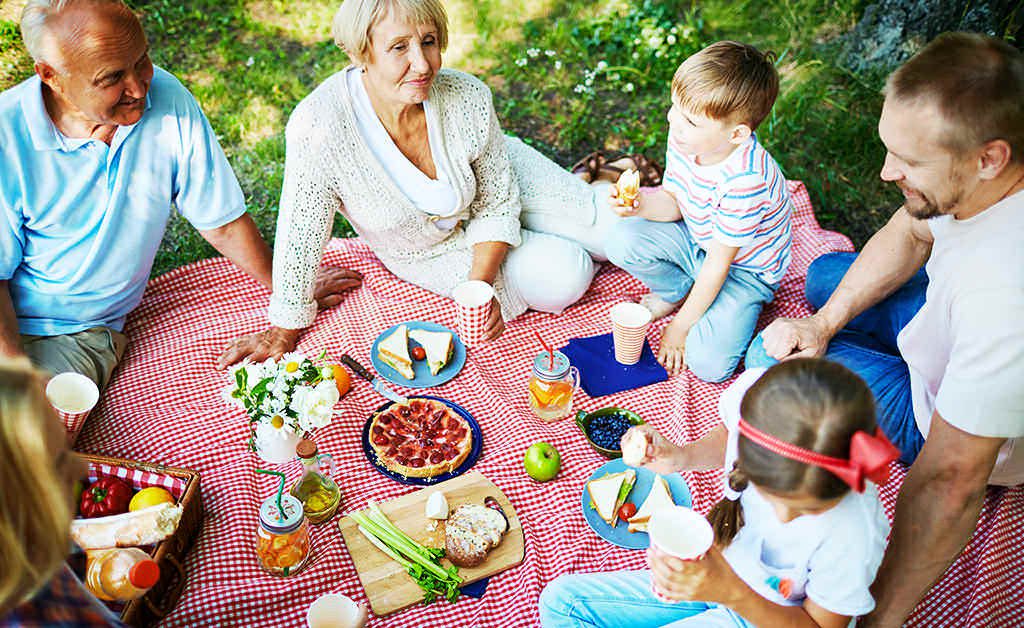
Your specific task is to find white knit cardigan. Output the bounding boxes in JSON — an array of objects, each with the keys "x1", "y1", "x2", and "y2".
[{"x1": 268, "y1": 68, "x2": 529, "y2": 329}]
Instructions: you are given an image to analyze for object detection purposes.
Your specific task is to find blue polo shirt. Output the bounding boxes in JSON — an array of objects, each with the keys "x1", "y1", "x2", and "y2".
[{"x1": 0, "y1": 66, "x2": 246, "y2": 336}]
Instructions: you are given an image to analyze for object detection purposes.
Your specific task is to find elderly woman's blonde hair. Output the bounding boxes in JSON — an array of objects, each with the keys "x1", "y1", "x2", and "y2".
[
  {"x1": 0, "y1": 361, "x2": 76, "y2": 614},
  {"x1": 333, "y1": 0, "x2": 449, "y2": 66}
]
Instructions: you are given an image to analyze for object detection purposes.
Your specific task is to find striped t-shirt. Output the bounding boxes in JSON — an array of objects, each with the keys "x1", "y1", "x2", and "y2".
[{"x1": 663, "y1": 134, "x2": 792, "y2": 284}]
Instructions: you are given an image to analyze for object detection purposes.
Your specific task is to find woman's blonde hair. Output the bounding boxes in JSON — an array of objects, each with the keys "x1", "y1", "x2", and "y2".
[
  {"x1": 332, "y1": 0, "x2": 449, "y2": 66},
  {"x1": 0, "y1": 361, "x2": 76, "y2": 614}
]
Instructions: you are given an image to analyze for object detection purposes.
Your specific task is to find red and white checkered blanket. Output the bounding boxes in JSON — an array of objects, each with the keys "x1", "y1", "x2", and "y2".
[{"x1": 78, "y1": 182, "x2": 1023, "y2": 627}]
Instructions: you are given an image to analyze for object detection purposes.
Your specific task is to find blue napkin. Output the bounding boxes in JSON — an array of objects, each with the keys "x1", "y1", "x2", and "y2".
[
  {"x1": 561, "y1": 333, "x2": 668, "y2": 397},
  {"x1": 460, "y1": 577, "x2": 488, "y2": 598}
]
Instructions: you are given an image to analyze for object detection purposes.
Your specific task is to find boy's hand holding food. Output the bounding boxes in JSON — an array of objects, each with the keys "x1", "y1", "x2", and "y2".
[{"x1": 609, "y1": 169, "x2": 642, "y2": 217}]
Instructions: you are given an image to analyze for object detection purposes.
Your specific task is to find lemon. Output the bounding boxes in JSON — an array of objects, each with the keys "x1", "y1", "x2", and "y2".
[{"x1": 129, "y1": 487, "x2": 175, "y2": 511}]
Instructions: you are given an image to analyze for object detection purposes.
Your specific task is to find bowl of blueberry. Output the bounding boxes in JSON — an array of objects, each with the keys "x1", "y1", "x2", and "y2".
[{"x1": 575, "y1": 407, "x2": 645, "y2": 458}]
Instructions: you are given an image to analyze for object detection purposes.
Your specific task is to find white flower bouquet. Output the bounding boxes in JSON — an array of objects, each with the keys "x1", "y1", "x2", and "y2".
[{"x1": 224, "y1": 351, "x2": 343, "y2": 454}]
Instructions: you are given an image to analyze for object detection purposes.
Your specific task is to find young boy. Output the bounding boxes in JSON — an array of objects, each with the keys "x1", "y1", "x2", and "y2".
[{"x1": 606, "y1": 41, "x2": 792, "y2": 382}]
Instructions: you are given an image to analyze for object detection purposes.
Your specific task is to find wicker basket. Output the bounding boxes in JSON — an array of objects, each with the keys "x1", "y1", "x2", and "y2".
[{"x1": 77, "y1": 454, "x2": 203, "y2": 628}]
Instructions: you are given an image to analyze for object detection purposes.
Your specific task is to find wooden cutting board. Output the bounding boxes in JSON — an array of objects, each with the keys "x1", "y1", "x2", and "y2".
[{"x1": 338, "y1": 472, "x2": 525, "y2": 616}]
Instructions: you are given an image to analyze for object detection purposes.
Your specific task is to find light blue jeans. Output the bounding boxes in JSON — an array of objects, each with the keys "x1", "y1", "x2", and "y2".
[
  {"x1": 605, "y1": 219, "x2": 777, "y2": 382},
  {"x1": 539, "y1": 571, "x2": 754, "y2": 628}
]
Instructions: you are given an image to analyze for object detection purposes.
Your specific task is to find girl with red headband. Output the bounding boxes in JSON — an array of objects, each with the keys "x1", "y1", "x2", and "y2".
[{"x1": 540, "y1": 358, "x2": 900, "y2": 628}]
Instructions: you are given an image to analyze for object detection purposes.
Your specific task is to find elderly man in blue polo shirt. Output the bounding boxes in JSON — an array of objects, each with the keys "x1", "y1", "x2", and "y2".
[{"x1": 0, "y1": 0, "x2": 361, "y2": 389}]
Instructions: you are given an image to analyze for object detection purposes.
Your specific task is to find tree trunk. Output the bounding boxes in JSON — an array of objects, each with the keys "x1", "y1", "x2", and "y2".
[{"x1": 838, "y1": 0, "x2": 1022, "y2": 75}]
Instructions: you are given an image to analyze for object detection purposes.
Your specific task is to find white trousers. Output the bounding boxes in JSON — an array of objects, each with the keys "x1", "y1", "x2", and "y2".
[{"x1": 502, "y1": 136, "x2": 622, "y2": 314}]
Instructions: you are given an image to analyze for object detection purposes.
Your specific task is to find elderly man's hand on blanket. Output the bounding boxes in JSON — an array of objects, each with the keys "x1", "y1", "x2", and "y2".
[
  {"x1": 217, "y1": 327, "x2": 303, "y2": 369},
  {"x1": 313, "y1": 266, "x2": 363, "y2": 308},
  {"x1": 647, "y1": 544, "x2": 743, "y2": 605},
  {"x1": 759, "y1": 314, "x2": 832, "y2": 361}
]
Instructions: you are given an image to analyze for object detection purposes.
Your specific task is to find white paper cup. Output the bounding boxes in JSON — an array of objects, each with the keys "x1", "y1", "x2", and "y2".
[
  {"x1": 452, "y1": 280, "x2": 495, "y2": 347},
  {"x1": 45, "y1": 372, "x2": 99, "y2": 443},
  {"x1": 648, "y1": 506, "x2": 714, "y2": 560},
  {"x1": 609, "y1": 302, "x2": 652, "y2": 365},
  {"x1": 306, "y1": 593, "x2": 367, "y2": 628}
]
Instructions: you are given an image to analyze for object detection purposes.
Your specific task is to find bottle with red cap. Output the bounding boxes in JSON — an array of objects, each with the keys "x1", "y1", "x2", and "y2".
[{"x1": 84, "y1": 547, "x2": 161, "y2": 601}]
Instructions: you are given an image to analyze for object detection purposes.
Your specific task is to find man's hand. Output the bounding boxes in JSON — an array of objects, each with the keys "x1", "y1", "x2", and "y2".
[
  {"x1": 482, "y1": 297, "x2": 504, "y2": 341},
  {"x1": 313, "y1": 266, "x2": 362, "y2": 309},
  {"x1": 647, "y1": 545, "x2": 743, "y2": 604},
  {"x1": 759, "y1": 314, "x2": 834, "y2": 361},
  {"x1": 217, "y1": 326, "x2": 302, "y2": 369}
]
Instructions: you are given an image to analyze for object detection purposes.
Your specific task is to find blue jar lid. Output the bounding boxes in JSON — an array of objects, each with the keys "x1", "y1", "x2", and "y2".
[
  {"x1": 259, "y1": 494, "x2": 304, "y2": 534},
  {"x1": 533, "y1": 350, "x2": 570, "y2": 380}
]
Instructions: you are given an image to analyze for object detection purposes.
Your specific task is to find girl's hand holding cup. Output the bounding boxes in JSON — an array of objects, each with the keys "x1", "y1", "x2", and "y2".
[{"x1": 647, "y1": 544, "x2": 742, "y2": 605}]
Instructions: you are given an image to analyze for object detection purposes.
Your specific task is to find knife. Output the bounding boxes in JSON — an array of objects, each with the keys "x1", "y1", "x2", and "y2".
[{"x1": 340, "y1": 354, "x2": 409, "y2": 405}]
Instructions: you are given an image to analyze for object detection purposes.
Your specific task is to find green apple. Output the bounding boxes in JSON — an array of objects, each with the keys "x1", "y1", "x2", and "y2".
[{"x1": 524, "y1": 441, "x2": 561, "y2": 482}]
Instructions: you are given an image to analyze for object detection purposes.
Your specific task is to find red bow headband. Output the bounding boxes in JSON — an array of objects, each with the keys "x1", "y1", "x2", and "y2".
[{"x1": 737, "y1": 419, "x2": 901, "y2": 493}]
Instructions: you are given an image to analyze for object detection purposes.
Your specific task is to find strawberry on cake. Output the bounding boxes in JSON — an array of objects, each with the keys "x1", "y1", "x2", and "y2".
[{"x1": 368, "y1": 399, "x2": 473, "y2": 478}]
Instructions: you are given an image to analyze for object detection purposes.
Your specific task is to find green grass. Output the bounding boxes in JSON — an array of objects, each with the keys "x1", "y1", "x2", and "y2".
[{"x1": 1, "y1": 0, "x2": 909, "y2": 276}]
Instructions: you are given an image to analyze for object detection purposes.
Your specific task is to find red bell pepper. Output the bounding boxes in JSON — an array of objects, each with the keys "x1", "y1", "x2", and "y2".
[{"x1": 79, "y1": 477, "x2": 133, "y2": 518}]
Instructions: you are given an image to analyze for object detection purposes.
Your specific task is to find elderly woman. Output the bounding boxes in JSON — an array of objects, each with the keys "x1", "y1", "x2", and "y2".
[
  {"x1": 220, "y1": 0, "x2": 645, "y2": 365},
  {"x1": 0, "y1": 360, "x2": 120, "y2": 625}
]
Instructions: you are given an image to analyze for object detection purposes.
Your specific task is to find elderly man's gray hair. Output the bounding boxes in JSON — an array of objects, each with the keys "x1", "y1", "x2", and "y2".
[{"x1": 20, "y1": 0, "x2": 126, "y2": 68}]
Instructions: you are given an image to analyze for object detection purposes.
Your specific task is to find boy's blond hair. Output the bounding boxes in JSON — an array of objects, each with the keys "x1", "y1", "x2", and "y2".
[
  {"x1": 0, "y1": 361, "x2": 76, "y2": 614},
  {"x1": 672, "y1": 41, "x2": 779, "y2": 130}
]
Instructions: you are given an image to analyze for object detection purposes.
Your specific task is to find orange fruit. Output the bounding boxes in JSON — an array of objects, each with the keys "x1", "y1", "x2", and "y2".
[
  {"x1": 330, "y1": 365, "x2": 351, "y2": 397},
  {"x1": 129, "y1": 487, "x2": 175, "y2": 511}
]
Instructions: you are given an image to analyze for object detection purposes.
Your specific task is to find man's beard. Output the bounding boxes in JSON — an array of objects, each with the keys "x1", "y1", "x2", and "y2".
[{"x1": 899, "y1": 176, "x2": 964, "y2": 220}]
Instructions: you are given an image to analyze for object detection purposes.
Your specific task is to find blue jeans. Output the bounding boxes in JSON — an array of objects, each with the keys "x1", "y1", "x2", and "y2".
[
  {"x1": 539, "y1": 571, "x2": 754, "y2": 628},
  {"x1": 606, "y1": 219, "x2": 776, "y2": 383},
  {"x1": 748, "y1": 252, "x2": 927, "y2": 465}
]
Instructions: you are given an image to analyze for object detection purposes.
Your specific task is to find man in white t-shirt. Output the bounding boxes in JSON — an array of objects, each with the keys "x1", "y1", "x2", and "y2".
[{"x1": 759, "y1": 32, "x2": 1024, "y2": 626}]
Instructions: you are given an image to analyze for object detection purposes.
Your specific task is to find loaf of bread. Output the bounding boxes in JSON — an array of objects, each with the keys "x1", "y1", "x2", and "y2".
[
  {"x1": 71, "y1": 502, "x2": 182, "y2": 550},
  {"x1": 444, "y1": 504, "x2": 508, "y2": 567}
]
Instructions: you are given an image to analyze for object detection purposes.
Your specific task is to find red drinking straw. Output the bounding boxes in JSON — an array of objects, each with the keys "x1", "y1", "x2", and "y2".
[{"x1": 533, "y1": 331, "x2": 554, "y2": 370}]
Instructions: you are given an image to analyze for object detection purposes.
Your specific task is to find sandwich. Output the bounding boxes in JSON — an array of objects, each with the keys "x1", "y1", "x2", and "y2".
[
  {"x1": 628, "y1": 475, "x2": 674, "y2": 533},
  {"x1": 378, "y1": 325, "x2": 415, "y2": 380},
  {"x1": 586, "y1": 469, "x2": 636, "y2": 526},
  {"x1": 408, "y1": 329, "x2": 454, "y2": 375}
]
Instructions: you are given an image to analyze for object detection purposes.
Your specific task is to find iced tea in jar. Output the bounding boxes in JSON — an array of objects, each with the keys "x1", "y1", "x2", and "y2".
[
  {"x1": 528, "y1": 350, "x2": 580, "y2": 422},
  {"x1": 256, "y1": 493, "x2": 310, "y2": 576}
]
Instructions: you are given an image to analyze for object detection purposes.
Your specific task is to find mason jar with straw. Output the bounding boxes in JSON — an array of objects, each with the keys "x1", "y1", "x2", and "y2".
[{"x1": 255, "y1": 469, "x2": 311, "y2": 576}]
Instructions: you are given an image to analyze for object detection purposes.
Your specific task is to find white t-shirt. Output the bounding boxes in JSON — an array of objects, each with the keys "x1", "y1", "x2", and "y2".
[
  {"x1": 718, "y1": 369, "x2": 891, "y2": 618},
  {"x1": 897, "y1": 190, "x2": 1024, "y2": 486},
  {"x1": 347, "y1": 68, "x2": 460, "y2": 230}
]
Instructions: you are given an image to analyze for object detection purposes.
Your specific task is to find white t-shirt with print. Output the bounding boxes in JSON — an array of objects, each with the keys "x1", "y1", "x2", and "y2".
[
  {"x1": 717, "y1": 369, "x2": 891, "y2": 618},
  {"x1": 897, "y1": 190, "x2": 1024, "y2": 486}
]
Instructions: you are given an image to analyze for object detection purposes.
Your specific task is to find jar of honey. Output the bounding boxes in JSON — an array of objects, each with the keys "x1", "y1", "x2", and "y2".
[
  {"x1": 527, "y1": 350, "x2": 580, "y2": 422},
  {"x1": 256, "y1": 493, "x2": 310, "y2": 576}
]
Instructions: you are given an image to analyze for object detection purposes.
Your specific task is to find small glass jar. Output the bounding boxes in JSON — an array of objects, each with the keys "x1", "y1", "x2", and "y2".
[
  {"x1": 527, "y1": 350, "x2": 580, "y2": 422},
  {"x1": 256, "y1": 493, "x2": 310, "y2": 576},
  {"x1": 289, "y1": 439, "x2": 341, "y2": 525}
]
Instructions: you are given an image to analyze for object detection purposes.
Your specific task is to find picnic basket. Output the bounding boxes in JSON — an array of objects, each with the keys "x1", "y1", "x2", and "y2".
[{"x1": 76, "y1": 454, "x2": 203, "y2": 628}]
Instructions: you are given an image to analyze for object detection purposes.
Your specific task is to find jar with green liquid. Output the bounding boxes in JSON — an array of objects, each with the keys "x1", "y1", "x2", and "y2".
[{"x1": 289, "y1": 439, "x2": 341, "y2": 524}]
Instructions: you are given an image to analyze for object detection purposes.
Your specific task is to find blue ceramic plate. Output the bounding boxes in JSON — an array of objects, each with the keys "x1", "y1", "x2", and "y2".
[
  {"x1": 361, "y1": 395, "x2": 483, "y2": 486},
  {"x1": 581, "y1": 458, "x2": 693, "y2": 549},
  {"x1": 370, "y1": 321, "x2": 467, "y2": 389}
]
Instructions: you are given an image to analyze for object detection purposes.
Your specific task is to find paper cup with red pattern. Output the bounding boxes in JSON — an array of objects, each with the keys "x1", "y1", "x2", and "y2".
[
  {"x1": 45, "y1": 372, "x2": 99, "y2": 444},
  {"x1": 647, "y1": 506, "x2": 715, "y2": 602},
  {"x1": 609, "y1": 302, "x2": 653, "y2": 365},
  {"x1": 452, "y1": 280, "x2": 494, "y2": 347}
]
